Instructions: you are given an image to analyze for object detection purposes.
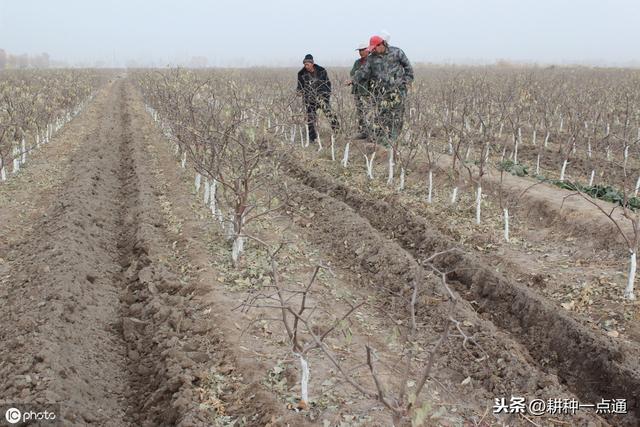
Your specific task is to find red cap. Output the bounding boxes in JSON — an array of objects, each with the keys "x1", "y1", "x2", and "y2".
[{"x1": 367, "y1": 35, "x2": 384, "y2": 52}]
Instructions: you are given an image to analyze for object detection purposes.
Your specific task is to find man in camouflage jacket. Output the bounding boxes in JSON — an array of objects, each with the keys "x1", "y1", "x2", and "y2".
[
  {"x1": 296, "y1": 54, "x2": 339, "y2": 143},
  {"x1": 349, "y1": 43, "x2": 371, "y2": 139},
  {"x1": 354, "y1": 35, "x2": 413, "y2": 144}
]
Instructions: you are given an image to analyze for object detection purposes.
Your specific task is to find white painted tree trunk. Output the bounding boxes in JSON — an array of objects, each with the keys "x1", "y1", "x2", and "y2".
[
  {"x1": 0, "y1": 166, "x2": 6, "y2": 181},
  {"x1": 536, "y1": 154, "x2": 541, "y2": 176},
  {"x1": 203, "y1": 179, "x2": 211, "y2": 205},
  {"x1": 21, "y1": 138, "x2": 27, "y2": 164},
  {"x1": 475, "y1": 186, "x2": 482, "y2": 225},
  {"x1": 498, "y1": 123, "x2": 504, "y2": 138},
  {"x1": 181, "y1": 151, "x2": 187, "y2": 169},
  {"x1": 500, "y1": 146, "x2": 506, "y2": 161},
  {"x1": 625, "y1": 251, "x2": 637, "y2": 300},
  {"x1": 532, "y1": 129, "x2": 537, "y2": 145},
  {"x1": 330, "y1": 134, "x2": 335, "y2": 161},
  {"x1": 194, "y1": 173, "x2": 201, "y2": 193},
  {"x1": 299, "y1": 354, "x2": 310, "y2": 403},
  {"x1": 398, "y1": 167, "x2": 405, "y2": 191},
  {"x1": 503, "y1": 208, "x2": 510, "y2": 242},
  {"x1": 299, "y1": 126, "x2": 304, "y2": 147},
  {"x1": 305, "y1": 125, "x2": 310, "y2": 147},
  {"x1": 587, "y1": 141, "x2": 592, "y2": 159},
  {"x1": 365, "y1": 152, "x2": 376, "y2": 180},
  {"x1": 544, "y1": 132, "x2": 550, "y2": 147},
  {"x1": 448, "y1": 136, "x2": 453, "y2": 154},
  {"x1": 387, "y1": 149, "x2": 394, "y2": 185},
  {"x1": 231, "y1": 235, "x2": 245, "y2": 265},
  {"x1": 559, "y1": 159, "x2": 568, "y2": 182},
  {"x1": 316, "y1": 133, "x2": 322, "y2": 151},
  {"x1": 606, "y1": 146, "x2": 611, "y2": 161},
  {"x1": 589, "y1": 170, "x2": 595, "y2": 187},
  {"x1": 427, "y1": 170, "x2": 433, "y2": 203},
  {"x1": 450, "y1": 187, "x2": 458, "y2": 205},
  {"x1": 634, "y1": 176, "x2": 640, "y2": 197},
  {"x1": 513, "y1": 134, "x2": 519, "y2": 164},
  {"x1": 290, "y1": 125, "x2": 296, "y2": 144},
  {"x1": 342, "y1": 142, "x2": 350, "y2": 167}
]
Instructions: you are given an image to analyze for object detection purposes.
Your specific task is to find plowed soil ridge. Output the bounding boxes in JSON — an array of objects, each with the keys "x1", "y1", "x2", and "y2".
[
  {"x1": 0, "y1": 80, "x2": 261, "y2": 426},
  {"x1": 282, "y1": 152, "x2": 640, "y2": 425}
]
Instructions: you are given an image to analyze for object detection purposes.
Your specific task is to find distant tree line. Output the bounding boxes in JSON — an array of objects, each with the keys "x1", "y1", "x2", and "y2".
[{"x1": 0, "y1": 49, "x2": 51, "y2": 70}]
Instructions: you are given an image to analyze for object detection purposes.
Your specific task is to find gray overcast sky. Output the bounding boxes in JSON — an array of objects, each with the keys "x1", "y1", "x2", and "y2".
[{"x1": 1, "y1": 0, "x2": 639, "y2": 67}]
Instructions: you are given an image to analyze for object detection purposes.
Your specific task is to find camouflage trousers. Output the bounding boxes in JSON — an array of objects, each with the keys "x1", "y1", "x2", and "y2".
[
  {"x1": 371, "y1": 90, "x2": 406, "y2": 146},
  {"x1": 354, "y1": 95, "x2": 370, "y2": 136}
]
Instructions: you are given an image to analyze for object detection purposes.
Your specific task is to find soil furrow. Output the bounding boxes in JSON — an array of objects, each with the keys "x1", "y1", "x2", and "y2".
[{"x1": 282, "y1": 152, "x2": 639, "y2": 425}]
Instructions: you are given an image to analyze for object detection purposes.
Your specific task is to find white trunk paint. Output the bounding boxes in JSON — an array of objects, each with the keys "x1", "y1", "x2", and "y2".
[
  {"x1": 448, "y1": 136, "x2": 453, "y2": 154},
  {"x1": 305, "y1": 124, "x2": 310, "y2": 147},
  {"x1": 21, "y1": 138, "x2": 27, "y2": 164},
  {"x1": 399, "y1": 167, "x2": 405, "y2": 191},
  {"x1": 181, "y1": 151, "x2": 187, "y2": 169},
  {"x1": 589, "y1": 170, "x2": 595, "y2": 187},
  {"x1": 544, "y1": 132, "x2": 550, "y2": 147},
  {"x1": 536, "y1": 154, "x2": 541, "y2": 176},
  {"x1": 290, "y1": 125, "x2": 296, "y2": 144},
  {"x1": 503, "y1": 208, "x2": 510, "y2": 242},
  {"x1": 606, "y1": 146, "x2": 611, "y2": 161},
  {"x1": 500, "y1": 146, "x2": 506, "y2": 161},
  {"x1": 427, "y1": 170, "x2": 433, "y2": 203},
  {"x1": 587, "y1": 141, "x2": 592, "y2": 158},
  {"x1": 0, "y1": 166, "x2": 6, "y2": 181},
  {"x1": 475, "y1": 186, "x2": 482, "y2": 225},
  {"x1": 330, "y1": 134, "x2": 335, "y2": 161},
  {"x1": 513, "y1": 134, "x2": 519, "y2": 164},
  {"x1": 559, "y1": 159, "x2": 568, "y2": 182},
  {"x1": 635, "y1": 176, "x2": 640, "y2": 197},
  {"x1": 194, "y1": 173, "x2": 201, "y2": 192},
  {"x1": 231, "y1": 235, "x2": 245, "y2": 264},
  {"x1": 299, "y1": 354, "x2": 310, "y2": 403},
  {"x1": 299, "y1": 126, "x2": 304, "y2": 147},
  {"x1": 532, "y1": 129, "x2": 537, "y2": 145},
  {"x1": 365, "y1": 152, "x2": 376, "y2": 180},
  {"x1": 625, "y1": 251, "x2": 637, "y2": 300},
  {"x1": 316, "y1": 133, "x2": 322, "y2": 151},
  {"x1": 498, "y1": 123, "x2": 504, "y2": 138},
  {"x1": 387, "y1": 148, "x2": 394, "y2": 185},
  {"x1": 203, "y1": 179, "x2": 211, "y2": 205},
  {"x1": 450, "y1": 187, "x2": 458, "y2": 205},
  {"x1": 341, "y1": 142, "x2": 350, "y2": 167}
]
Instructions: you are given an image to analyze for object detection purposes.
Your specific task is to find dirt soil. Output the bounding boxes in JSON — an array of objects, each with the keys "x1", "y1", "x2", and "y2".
[
  {"x1": 1, "y1": 78, "x2": 636, "y2": 427},
  {"x1": 281, "y1": 147, "x2": 640, "y2": 426},
  {"x1": 0, "y1": 79, "x2": 291, "y2": 426}
]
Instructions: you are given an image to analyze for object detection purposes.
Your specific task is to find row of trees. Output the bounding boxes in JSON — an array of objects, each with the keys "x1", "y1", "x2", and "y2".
[
  {"x1": 0, "y1": 70, "x2": 105, "y2": 180},
  {"x1": 135, "y1": 66, "x2": 639, "y2": 295}
]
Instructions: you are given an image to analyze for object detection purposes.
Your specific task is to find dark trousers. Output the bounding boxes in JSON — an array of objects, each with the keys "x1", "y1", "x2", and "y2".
[{"x1": 304, "y1": 97, "x2": 339, "y2": 141}]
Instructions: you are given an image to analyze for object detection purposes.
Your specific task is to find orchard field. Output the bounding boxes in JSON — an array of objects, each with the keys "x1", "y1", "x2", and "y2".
[{"x1": 1, "y1": 67, "x2": 639, "y2": 426}]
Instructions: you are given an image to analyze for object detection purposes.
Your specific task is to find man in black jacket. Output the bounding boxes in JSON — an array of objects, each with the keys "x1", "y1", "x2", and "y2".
[{"x1": 296, "y1": 54, "x2": 339, "y2": 143}]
